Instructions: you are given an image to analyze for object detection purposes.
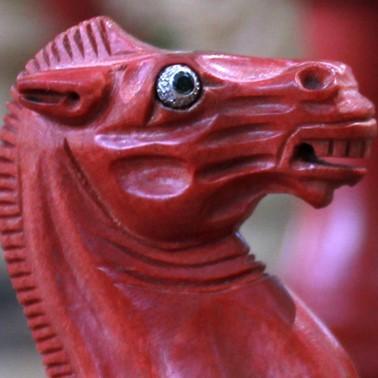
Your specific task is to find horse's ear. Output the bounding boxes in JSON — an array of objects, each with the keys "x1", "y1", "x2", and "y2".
[{"x1": 16, "y1": 67, "x2": 111, "y2": 121}]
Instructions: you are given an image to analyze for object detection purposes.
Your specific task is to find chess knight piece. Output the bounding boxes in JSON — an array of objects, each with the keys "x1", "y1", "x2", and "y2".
[{"x1": 0, "y1": 17, "x2": 375, "y2": 377}]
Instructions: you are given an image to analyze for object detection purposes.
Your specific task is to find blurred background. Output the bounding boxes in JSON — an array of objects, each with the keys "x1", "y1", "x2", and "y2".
[{"x1": 0, "y1": 0, "x2": 377, "y2": 377}]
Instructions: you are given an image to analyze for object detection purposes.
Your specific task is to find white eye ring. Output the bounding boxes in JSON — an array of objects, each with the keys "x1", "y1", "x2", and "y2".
[{"x1": 156, "y1": 64, "x2": 202, "y2": 109}]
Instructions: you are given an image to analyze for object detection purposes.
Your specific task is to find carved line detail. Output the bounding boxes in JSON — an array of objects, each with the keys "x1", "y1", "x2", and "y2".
[
  {"x1": 64, "y1": 139, "x2": 119, "y2": 224},
  {"x1": 50, "y1": 41, "x2": 61, "y2": 63},
  {"x1": 73, "y1": 29, "x2": 85, "y2": 58},
  {"x1": 98, "y1": 18, "x2": 112, "y2": 55},
  {"x1": 105, "y1": 237, "x2": 249, "y2": 269},
  {"x1": 86, "y1": 22, "x2": 98, "y2": 56},
  {"x1": 110, "y1": 264, "x2": 264, "y2": 290}
]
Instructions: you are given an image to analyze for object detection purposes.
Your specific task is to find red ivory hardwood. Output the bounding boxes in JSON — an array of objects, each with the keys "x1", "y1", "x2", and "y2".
[{"x1": 0, "y1": 16, "x2": 376, "y2": 378}]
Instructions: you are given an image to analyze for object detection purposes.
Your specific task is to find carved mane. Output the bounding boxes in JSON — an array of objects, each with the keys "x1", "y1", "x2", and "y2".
[
  {"x1": 0, "y1": 97, "x2": 74, "y2": 377},
  {"x1": 0, "y1": 16, "x2": 154, "y2": 378},
  {"x1": 22, "y1": 16, "x2": 155, "y2": 76}
]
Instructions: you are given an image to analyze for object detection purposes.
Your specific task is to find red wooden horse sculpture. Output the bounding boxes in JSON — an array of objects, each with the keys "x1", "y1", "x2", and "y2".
[{"x1": 0, "y1": 16, "x2": 375, "y2": 377}]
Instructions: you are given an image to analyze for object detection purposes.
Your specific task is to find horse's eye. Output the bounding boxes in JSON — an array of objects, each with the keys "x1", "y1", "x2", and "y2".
[{"x1": 156, "y1": 64, "x2": 202, "y2": 110}]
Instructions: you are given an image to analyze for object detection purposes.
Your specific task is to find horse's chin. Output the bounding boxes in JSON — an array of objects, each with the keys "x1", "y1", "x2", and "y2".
[
  {"x1": 291, "y1": 179, "x2": 361, "y2": 209},
  {"x1": 297, "y1": 182, "x2": 336, "y2": 209}
]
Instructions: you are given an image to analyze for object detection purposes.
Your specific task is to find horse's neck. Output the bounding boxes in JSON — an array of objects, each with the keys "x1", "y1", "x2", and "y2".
[{"x1": 18, "y1": 150, "x2": 266, "y2": 376}]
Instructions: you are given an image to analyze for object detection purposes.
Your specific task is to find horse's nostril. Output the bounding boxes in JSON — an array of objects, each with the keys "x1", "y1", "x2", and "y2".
[
  {"x1": 297, "y1": 67, "x2": 334, "y2": 91},
  {"x1": 301, "y1": 72, "x2": 323, "y2": 90}
]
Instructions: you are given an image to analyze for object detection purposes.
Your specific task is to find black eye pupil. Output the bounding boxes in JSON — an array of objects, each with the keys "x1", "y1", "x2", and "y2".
[{"x1": 173, "y1": 72, "x2": 195, "y2": 94}]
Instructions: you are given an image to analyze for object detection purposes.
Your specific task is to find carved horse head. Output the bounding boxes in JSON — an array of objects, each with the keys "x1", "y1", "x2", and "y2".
[{"x1": 0, "y1": 17, "x2": 375, "y2": 377}]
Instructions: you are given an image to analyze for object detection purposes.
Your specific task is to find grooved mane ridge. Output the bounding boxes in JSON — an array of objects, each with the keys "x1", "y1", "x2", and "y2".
[
  {"x1": 0, "y1": 97, "x2": 74, "y2": 377},
  {"x1": 22, "y1": 16, "x2": 154, "y2": 77}
]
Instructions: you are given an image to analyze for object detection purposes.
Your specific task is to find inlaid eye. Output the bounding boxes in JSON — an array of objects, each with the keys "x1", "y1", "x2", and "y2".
[{"x1": 156, "y1": 64, "x2": 202, "y2": 109}]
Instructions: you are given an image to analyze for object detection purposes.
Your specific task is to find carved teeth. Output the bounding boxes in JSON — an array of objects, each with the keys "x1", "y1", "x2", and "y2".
[
  {"x1": 348, "y1": 141, "x2": 363, "y2": 158},
  {"x1": 333, "y1": 141, "x2": 347, "y2": 157},
  {"x1": 303, "y1": 139, "x2": 369, "y2": 159},
  {"x1": 311, "y1": 140, "x2": 330, "y2": 156}
]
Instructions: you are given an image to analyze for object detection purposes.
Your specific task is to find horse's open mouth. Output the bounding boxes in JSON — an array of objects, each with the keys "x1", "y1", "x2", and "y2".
[{"x1": 289, "y1": 118, "x2": 376, "y2": 183}]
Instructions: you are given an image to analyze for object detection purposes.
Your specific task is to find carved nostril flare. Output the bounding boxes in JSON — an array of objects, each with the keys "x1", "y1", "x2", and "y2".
[{"x1": 297, "y1": 66, "x2": 334, "y2": 91}]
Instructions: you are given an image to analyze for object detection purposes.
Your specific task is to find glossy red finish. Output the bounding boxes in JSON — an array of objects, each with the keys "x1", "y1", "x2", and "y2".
[
  {"x1": 0, "y1": 16, "x2": 375, "y2": 377},
  {"x1": 280, "y1": 2, "x2": 378, "y2": 377}
]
